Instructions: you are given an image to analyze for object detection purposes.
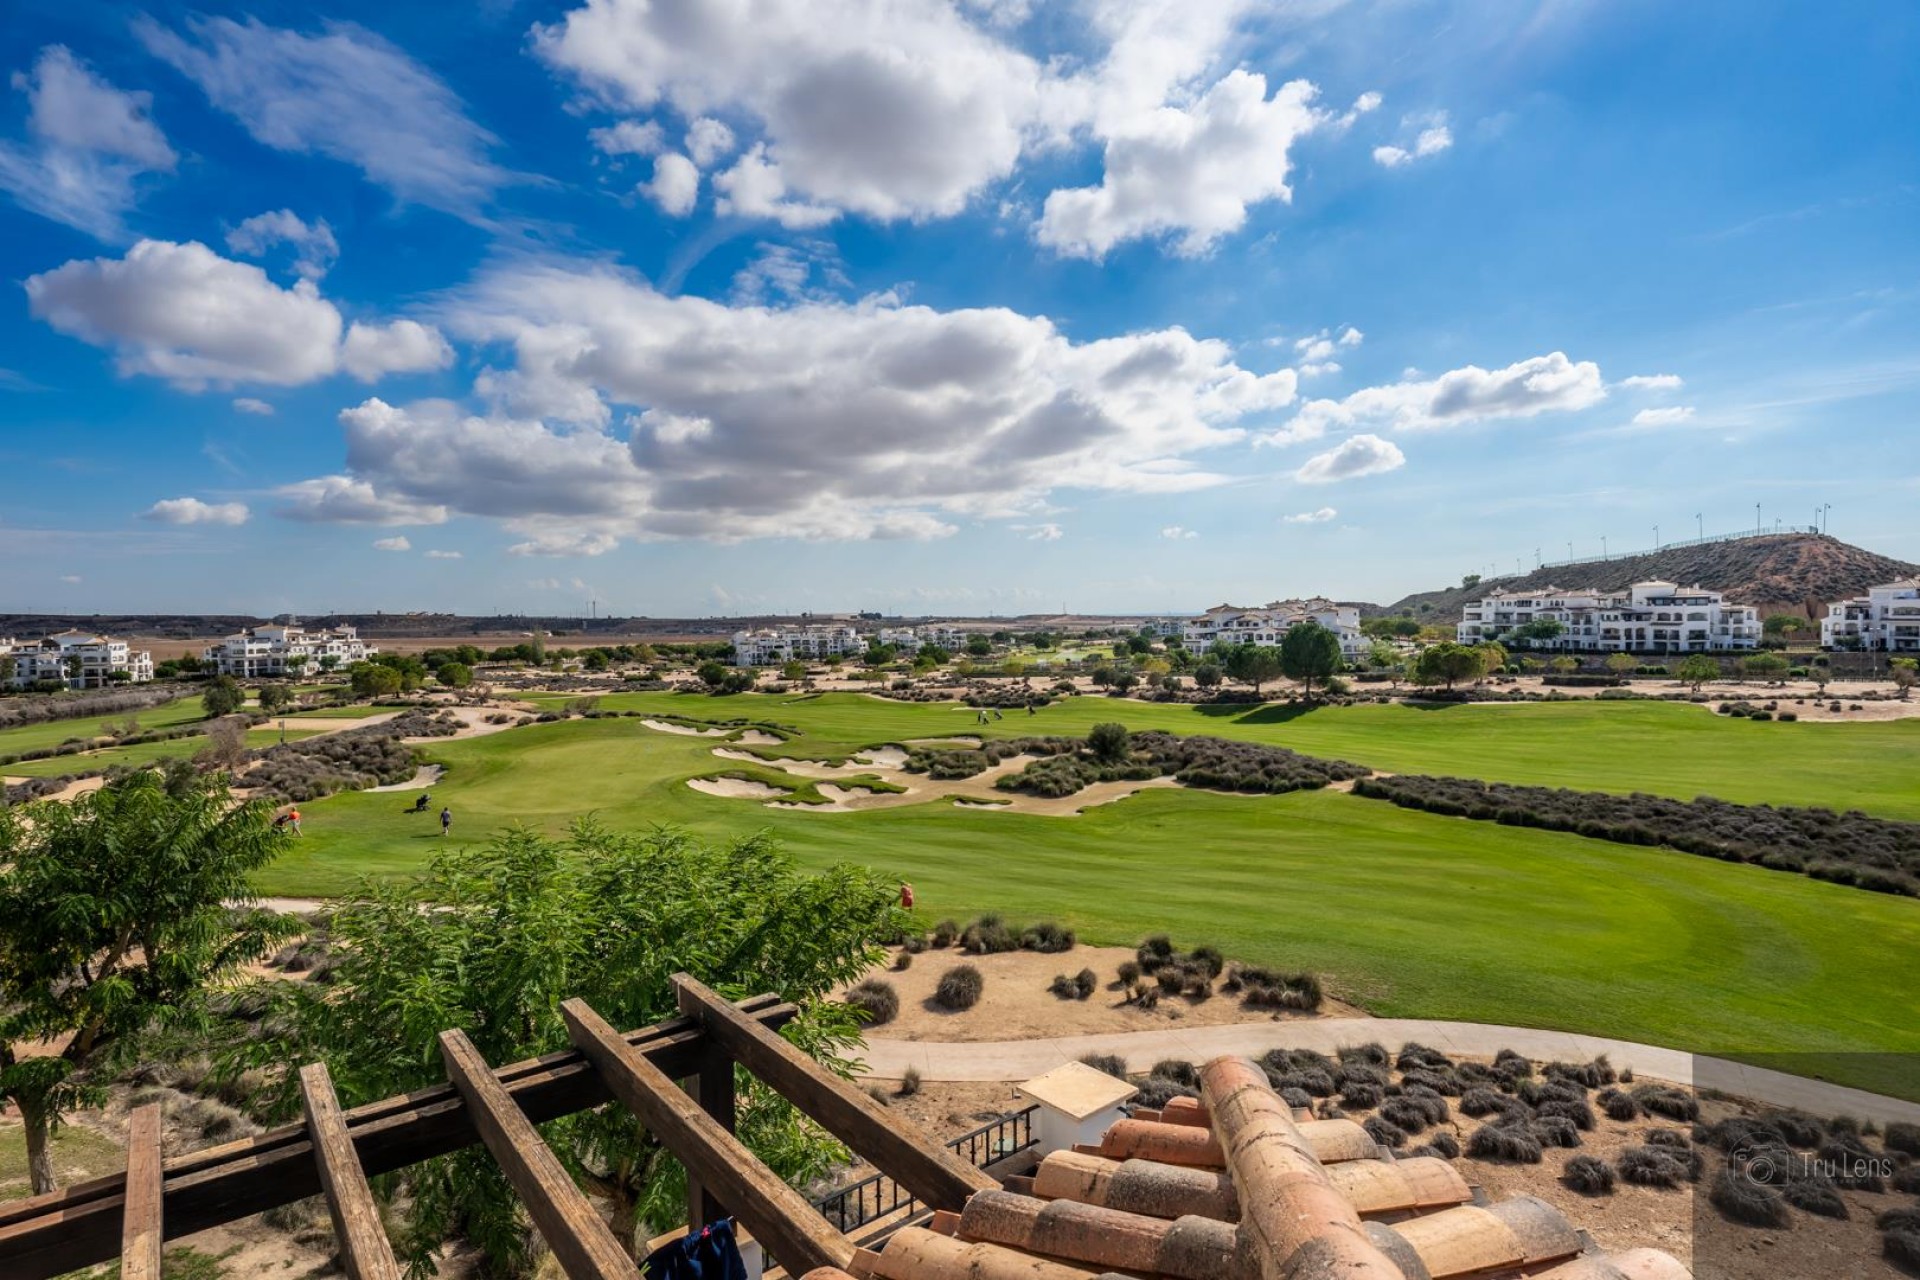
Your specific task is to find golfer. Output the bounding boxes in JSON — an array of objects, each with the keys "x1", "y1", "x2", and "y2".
[{"x1": 440, "y1": 806, "x2": 453, "y2": 837}]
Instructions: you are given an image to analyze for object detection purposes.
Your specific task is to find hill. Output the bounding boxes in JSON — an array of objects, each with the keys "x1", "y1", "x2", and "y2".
[{"x1": 1373, "y1": 532, "x2": 1918, "y2": 622}]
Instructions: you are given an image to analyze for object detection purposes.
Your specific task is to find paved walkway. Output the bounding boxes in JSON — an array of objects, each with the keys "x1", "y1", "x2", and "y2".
[{"x1": 857, "y1": 1019, "x2": 1920, "y2": 1126}]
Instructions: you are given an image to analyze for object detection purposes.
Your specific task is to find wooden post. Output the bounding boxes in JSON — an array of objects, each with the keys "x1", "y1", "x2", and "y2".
[
  {"x1": 562, "y1": 998, "x2": 855, "y2": 1276},
  {"x1": 120, "y1": 1105, "x2": 163, "y2": 1280},
  {"x1": 438, "y1": 1030, "x2": 640, "y2": 1280},
  {"x1": 684, "y1": 1043, "x2": 735, "y2": 1231},
  {"x1": 673, "y1": 974, "x2": 996, "y2": 1212},
  {"x1": 299, "y1": 1063, "x2": 403, "y2": 1280}
]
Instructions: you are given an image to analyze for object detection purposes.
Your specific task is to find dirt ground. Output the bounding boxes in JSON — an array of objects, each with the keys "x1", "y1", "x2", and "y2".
[{"x1": 840, "y1": 944, "x2": 1367, "y2": 1043}]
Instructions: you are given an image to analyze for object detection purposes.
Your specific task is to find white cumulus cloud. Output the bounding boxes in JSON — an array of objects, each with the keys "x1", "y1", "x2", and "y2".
[
  {"x1": 1160, "y1": 525, "x2": 1200, "y2": 539},
  {"x1": 372, "y1": 535, "x2": 412, "y2": 551},
  {"x1": 1272, "y1": 352, "x2": 1607, "y2": 445},
  {"x1": 26, "y1": 239, "x2": 451, "y2": 389},
  {"x1": 1620, "y1": 373, "x2": 1684, "y2": 391},
  {"x1": 280, "y1": 256, "x2": 1300, "y2": 549},
  {"x1": 276, "y1": 474, "x2": 448, "y2": 525},
  {"x1": 143, "y1": 496, "x2": 250, "y2": 525},
  {"x1": 138, "y1": 16, "x2": 507, "y2": 216},
  {"x1": 225, "y1": 209, "x2": 339, "y2": 279},
  {"x1": 1373, "y1": 112, "x2": 1454, "y2": 168},
  {"x1": 424, "y1": 549, "x2": 463, "y2": 559},
  {"x1": 1282, "y1": 507, "x2": 1337, "y2": 523},
  {"x1": 1631, "y1": 406, "x2": 1696, "y2": 426},
  {"x1": 1294, "y1": 435, "x2": 1404, "y2": 484},
  {"x1": 1020, "y1": 523, "x2": 1064, "y2": 541},
  {"x1": 232, "y1": 397, "x2": 275, "y2": 415},
  {"x1": 685, "y1": 117, "x2": 736, "y2": 168},
  {"x1": 589, "y1": 119, "x2": 664, "y2": 156},
  {"x1": 0, "y1": 45, "x2": 176, "y2": 240},
  {"x1": 644, "y1": 153, "x2": 700, "y2": 216}
]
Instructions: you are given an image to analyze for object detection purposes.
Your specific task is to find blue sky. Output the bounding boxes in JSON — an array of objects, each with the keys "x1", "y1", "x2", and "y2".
[{"x1": 2, "y1": 0, "x2": 1915, "y2": 618}]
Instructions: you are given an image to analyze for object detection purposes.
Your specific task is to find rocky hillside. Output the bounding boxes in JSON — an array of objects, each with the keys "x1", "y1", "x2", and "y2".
[{"x1": 1373, "y1": 533, "x2": 1918, "y2": 622}]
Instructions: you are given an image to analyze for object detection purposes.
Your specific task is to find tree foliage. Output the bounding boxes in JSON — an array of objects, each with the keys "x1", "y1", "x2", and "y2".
[
  {"x1": 1279, "y1": 622, "x2": 1343, "y2": 698},
  {"x1": 1413, "y1": 643, "x2": 1485, "y2": 690},
  {"x1": 231, "y1": 825, "x2": 904, "y2": 1273},
  {"x1": 1087, "y1": 722, "x2": 1131, "y2": 764},
  {"x1": 1222, "y1": 643, "x2": 1285, "y2": 694},
  {"x1": 1675, "y1": 655, "x2": 1721, "y2": 691},
  {"x1": 201, "y1": 674, "x2": 245, "y2": 718},
  {"x1": 0, "y1": 770, "x2": 291, "y2": 1193}
]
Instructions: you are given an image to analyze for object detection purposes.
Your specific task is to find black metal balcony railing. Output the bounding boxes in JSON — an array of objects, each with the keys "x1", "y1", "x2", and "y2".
[{"x1": 811, "y1": 1104, "x2": 1038, "y2": 1233}]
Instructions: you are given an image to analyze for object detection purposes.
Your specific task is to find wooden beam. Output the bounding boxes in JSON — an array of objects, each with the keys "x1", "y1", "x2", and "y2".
[
  {"x1": 0, "y1": 998, "x2": 794, "y2": 1280},
  {"x1": 300, "y1": 1063, "x2": 402, "y2": 1280},
  {"x1": 673, "y1": 974, "x2": 996, "y2": 1212},
  {"x1": 684, "y1": 1043, "x2": 735, "y2": 1231},
  {"x1": 438, "y1": 1029, "x2": 639, "y2": 1280},
  {"x1": 119, "y1": 1105, "x2": 163, "y2": 1280},
  {"x1": 562, "y1": 998, "x2": 855, "y2": 1277}
]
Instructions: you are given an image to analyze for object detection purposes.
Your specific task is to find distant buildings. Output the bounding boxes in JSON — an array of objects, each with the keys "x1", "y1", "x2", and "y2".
[
  {"x1": 1456, "y1": 581, "x2": 1760, "y2": 653},
  {"x1": 730, "y1": 625, "x2": 863, "y2": 666},
  {"x1": 203, "y1": 623, "x2": 375, "y2": 677},
  {"x1": 874, "y1": 625, "x2": 967, "y2": 652},
  {"x1": 1186, "y1": 600, "x2": 1367, "y2": 658},
  {"x1": 1, "y1": 631, "x2": 154, "y2": 688},
  {"x1": 1821, "y1": 580, "x2": 1920, "y2": 652}
]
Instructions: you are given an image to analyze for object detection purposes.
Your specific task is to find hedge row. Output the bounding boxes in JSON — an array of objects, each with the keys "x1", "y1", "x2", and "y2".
[
  {"x1": 992, "y1": 730, "x2": 1370, "y2": 798},
  {"x1": 247, "y1": 710, "x2": 461, "y2": 802},
  {"x1": 1352, "y1": 775, "x2": 1920, "y2": 897},
  {"x1": 0, "y1": 685, "x2": 186, "y2": 730}
]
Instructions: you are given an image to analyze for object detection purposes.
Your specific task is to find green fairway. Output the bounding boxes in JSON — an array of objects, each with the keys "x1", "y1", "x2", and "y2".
[
  {"x1": 264, "y1": 702, "x2": 1920, "y2": 1097},
  {"x1": 3, "y1": 728, "x2": 320, "y2": 776},
  {"x1": 0, "y1": 694, "x2": 211, "y2": 760}
]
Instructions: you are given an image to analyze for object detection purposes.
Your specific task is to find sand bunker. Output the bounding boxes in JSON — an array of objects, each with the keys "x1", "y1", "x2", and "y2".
[
  {"x1": 904, "y1": 736, "x2": 982, "y2": 749},
  {"x1": 643, "y1": 719, "x2": 730, "y2": 737},
  {"x1": 687, "y1": 776, "x2": 787, "y2": 799},
  {"x1": 851, "y1": 746, "x2": 910, "y2": 769},
  {"x1": 367, "y1": 765, "x2": 445, "y2": 792},
  {"x1": 736, "y1": 729, "x2": 783, "y2": 745}
]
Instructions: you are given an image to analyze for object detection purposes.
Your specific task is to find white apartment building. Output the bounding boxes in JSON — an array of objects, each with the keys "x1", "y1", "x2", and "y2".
[
  {"x1": 1456, "y1": 581, "x2": 1760, "y2": 653},
  {"x1": 1186, "y1": 600, "x2": 1367, "y2": 658},
  {"x1": 873, "y1": 625, "x2": 966, "y2": 652},
  {"x1": 1821, "y1": 580, "x2": 1920, "y2": 652},
  {"x1": 203, "y1": 623, "x2": 375, "y2": 677},
  {"x1": 2, "y1": 631, "x2": 154, "y2": 689},
  {"x1": 730, "y1": 625, "x2": 863, "y2": 666}
]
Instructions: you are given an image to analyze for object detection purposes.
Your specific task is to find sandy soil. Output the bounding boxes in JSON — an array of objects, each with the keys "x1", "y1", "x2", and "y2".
[
  {"x1": 843, "y1": 945, "x2": 1368, "y2": 1043},
  {"x1": 366, "y1": 764, "x2": 445, "y2": 792},
  {"x1": 737, "y1": 729, "x2": 783, "y2": 745},
  {"x1": 687, "y1": 776, "x2": 786, "y2": 799},
  {"x1": 642, "y1": 718, "x2": 731, "y2": 736},
  {"x1": 694, "y1": 746, "x2": 1181, "y2": 817}
]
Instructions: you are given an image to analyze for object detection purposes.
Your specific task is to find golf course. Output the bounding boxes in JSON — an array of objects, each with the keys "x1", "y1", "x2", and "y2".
[{"x1": 263, "y1": 689, "x2": 1920, "y2": 1099}]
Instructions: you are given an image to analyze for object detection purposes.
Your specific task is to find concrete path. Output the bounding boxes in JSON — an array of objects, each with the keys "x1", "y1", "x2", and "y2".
[{"x1": 857, "y1": 1019, "x2": 1920, "y2": 1126}]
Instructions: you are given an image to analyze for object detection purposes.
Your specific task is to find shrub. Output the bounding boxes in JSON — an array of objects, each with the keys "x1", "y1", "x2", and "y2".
[
  {"x1": 1137, "y1": 935, "x2": 1175, "y2": 969},
  {"x1": 1413, "y1": 1131, "x2": 1460, "y2": 1159},
  {"x1": 1340, "y1": 1042, "x2": 1390, "y2": 1067},
  {"x1": 1886, "y1": 1230, "x2": 1920, "y2": 1275},
  {"x1": 1534, "y1": 1116, "x2": 1583, "y2": 1149},
  {"x1": 1782, "y1": 1180, "x2": 1848, "y2": 1219},
  {"x1": 930, "y1": 919, "x2": 959, "y2": 947},
  {"x1": 1363, "y1": 1116, "x2": 1406, "y2": 1150},
  {"x1": 1884, "y1": 1120, "x2": 1920, "y2": 1157},
  {"x1": 1563, "y1": 1155, "x2": 1616, "y2": 1194},
  {"x1": 1619, "y1": 1146, "x2": 1689, "y2": 1188},
  {"x1": 1117, "y1": 960, "x2": 1142, "y2": 985},
  {"x1": 1544, "y1": 1056, "x2": 1615, "y2": 1088},
  {"x1": 893, "y1": 952, "x2": 913, "y2": 971},
  {"x1": 1238, "y1": 968, "x2": 1323, "y2": 1011},
  {"x1": 1894, "y1": 1164, "x2": 1920, "y2": 1194},
  {"x1": 961, "y1": 914, "x2": 1019, "y2": 954},
  {"x1": 1631, "y1": 1085, "x2": 1700, "y2": 1122},
  {"x1": 1599, "y1": 1090, "x2": 1640, "y2": 1121},
  {"x1": 1459, "y1": 1087, "x2": 1510, "y2": 1118},
  {"x1": 1048, "y1": 973, "x2": 1078, "y2": 999},
  {"x1": 1020, "y1": 920, "x2": 1076, "y2": 953},
  {"x1": 934, "y1": 965, "x2": 984, "y2": 1011},
  {"x1": 1818, "y1": 1138, "x2": 1885, "y2": 1190},
  {"x1": 1467, "y1": 1125, "x2": 1542, "y2": 1163},
  {"x1": 1643, "y1": 1128, "x2": 1691, "y2": 1151},
  {"x1": 1187, "y1": 945, "x2": 1225, "y2": 978},
  {"x1": 1381, "y1": 1094, "x2": 1448, "y2": 1132},
  {"x1": 1709, "y1": 1166, "x2": 1789, "y2": 1226},
  {"x1": 1340, "y1": 1082, "x2": 1384, "y2": 1110},
  {"x1": 1080, "y1": 1053, "x2": 1127, "y2": 1080},
  {"x1": 1074, "y1": 968, "x2": 1098, "y2": 999},
  {"x1": 844, "y1": 978, "x2": 899, "y2": 1026},
  {"x1": 902, "y1": 935, "x2": 928, "y2": 955},
  {"x1": 1882, "y1": 1208, "x2": 1920, "y2": 1234},
  {"x1": 1538, "y1": 1098, "x2": 1596, "y2": 1131},
  {"x1": 1150, "y1": 1059, "x2": 1199, "y2": 1087},
  {"x1": 1134, "y1": 1075, "x2": 1198, "y2": 1108},
  {"x1": 1492, "y1": 1048, "x2": 1533, "y2": 1080}
]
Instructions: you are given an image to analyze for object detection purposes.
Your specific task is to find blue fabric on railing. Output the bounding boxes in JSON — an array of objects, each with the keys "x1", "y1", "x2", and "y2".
[{"x1": 641, "y1": 1218, "x2": 748, "y2": 1280}]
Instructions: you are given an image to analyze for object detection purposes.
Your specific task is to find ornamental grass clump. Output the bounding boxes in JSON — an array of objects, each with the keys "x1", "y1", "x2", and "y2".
[{"x1": 934, "y1": 964, "x2": 984, "y2": 1011}]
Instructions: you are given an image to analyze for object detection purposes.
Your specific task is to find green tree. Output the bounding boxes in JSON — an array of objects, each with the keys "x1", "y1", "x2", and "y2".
[
  {"x1": 0, "y1": 771, "x2": 290, "y2": 1193},
  {"x1": 1225, "y1": 644, "x2": 1285, "y2": 695},
  {"x1": 437, "y1": 662, "x2": 474, "y2": 689},
  {"x1": 696, "y1": 660, "x2": 728, "y2": 688},
  {"x1": 282, "y1": 654, "x2": 309, "y2": 676},
  {"x1": 318, "y1": 654, "x2": 341, "y2": 673},
  {"x1": 1193, "y1": 662, "x2": 1223, "y2": 689},
  {"x1": 1090, "y1": 664, "x2": 1117, "y2": 688},
  {"x1": 1891, "y1": 657, "x2": 1917, "y2": 701},
  {"x1": 257, "y1": 683, "x2": 293, "y2": 713},
  {"x1": 234, "y1": 826, "x2": 898, "y2": 1273},
  {"x1": 1461, "y1": 573, "x2": 1482, "y2": 590},
  {"x1": 1550, "y1": 655, "x2": 1579, "y2": 674},
  {"x1": 0, "y1": 654, "x2": 14, "y2": 683},
  {"x1": 1474, "y1": 640, "x2": 1509, "y2": 675},
  {"x1": 1110, "y1": 669, "x2": 1140, "y2": 693},
  {"x1": 1513, "y1": 618, "x2": 1565, "y2": 647},
  {"x1": 349, "y1": 663, "x2": 403, "y2": 698},
  {"x1": 1675, "y1": 654, "x2": 1720, "y2": 692},
  {"x1": 1087, "y1": 722, "x2": 1131, "y2": 764},
  {"x1": 1762, "y1": 614, "x2": 1806, "y2": 648},
  {"x1": 1125, "y1": 635, "x2": 1151, "y2": 656},
  {"x1": 529, "y1": 629, "x2": 547, "y2": 665},
  {"x1": 1279, "y1": 621, "x2": 1343, "y2": 699},
  {"x1": 1412, "y1": 642, "x2": 1485, "y2": 691},
  {"x1": 781, "y1": 659, "x2": 807, "y2": 681},
  {"x1": 201, "y1": 674, "x2": 245, "y2": 717},
  {"x1": 965, "y1": 635, "x2": 992, "y2": 657},
  {"x1": 1739, "y1": 652, "x2": 1790, "y2": 684},
  {"x1": 1604, "y1": 653, "x2": 1638, "y2": 676},
  {"x1": 581, "y1": 650, "x2": 610, "y2": 672}
]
